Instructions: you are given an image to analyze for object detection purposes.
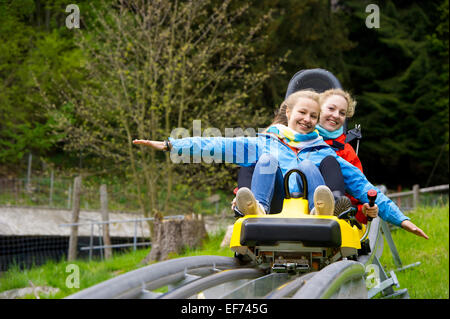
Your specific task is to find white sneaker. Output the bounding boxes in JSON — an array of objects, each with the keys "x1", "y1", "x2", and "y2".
[
  {"x1": 235, "y1": 187, "x2": 266, "y2": 216},
  {"x1": 313, "y1": 185, "x2": 335, "y2": 216}
]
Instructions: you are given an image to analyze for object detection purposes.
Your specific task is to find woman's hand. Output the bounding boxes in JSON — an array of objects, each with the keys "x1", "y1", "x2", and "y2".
[
  {"x1": 362, "y1": 203, "x2": 378, "y2": 219},
  {"x1": 133, "y1": 139, "x2": 167, "y2": 151},
  {"x1": 401, "y1": 220, "x2": 429, "y2": 239},
  {"x1": 231, "y1": 197, "x2": 237, "y2": 211}
]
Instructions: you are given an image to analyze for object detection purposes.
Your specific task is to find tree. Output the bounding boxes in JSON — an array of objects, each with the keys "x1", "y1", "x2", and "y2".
[
  {"x1": 0, "y1": 0, "x2": 96, "y2": 174},
  {"x1": 340, "y1": 0, "x2": 449, "y2": 187},
  {"x1": 43, "y1": 0, "x2": 284, "y2": 217},
  {"x1": 0, "y1": 0, "x2": 51, "y2": 171},
  {"x1": 236, "y1": 0, "x2": 356, "y2": 110}
]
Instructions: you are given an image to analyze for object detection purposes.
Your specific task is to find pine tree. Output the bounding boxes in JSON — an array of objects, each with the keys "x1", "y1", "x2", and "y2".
[
  {"x1": 0, "y1": 0, "x2": 94, "y2": 174},
  {"x1": 341, "y1": 0, "x2": 449, "y2": 187}
]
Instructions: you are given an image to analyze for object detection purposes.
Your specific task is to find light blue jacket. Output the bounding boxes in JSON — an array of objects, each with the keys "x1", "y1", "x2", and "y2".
[{"x1": 169, "y1": 134, "x2": 409, "y2": 226}]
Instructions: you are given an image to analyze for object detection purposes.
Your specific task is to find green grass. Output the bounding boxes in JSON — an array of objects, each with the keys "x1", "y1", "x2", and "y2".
[
  {"x1": 0, "y1": 229, "x2": 232, "y2": 299},
  {"x1": 177, "y1": 229, "x2": 234, "y2": 258},
  {"x1": 0, "y1": 249, "x2": 149, "y2": 299},
  {"x1": 378, "y1": 204, "x2": 449, "y2": 299}
]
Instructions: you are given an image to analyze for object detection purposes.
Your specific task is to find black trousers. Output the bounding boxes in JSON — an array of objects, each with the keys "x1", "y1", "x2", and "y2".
[
  {"x1": 237, "y1": 155, "x2": 346, "y2": 200},
  {"x1": 319, "y1": 155, "x2": 346, "y2": 199}
]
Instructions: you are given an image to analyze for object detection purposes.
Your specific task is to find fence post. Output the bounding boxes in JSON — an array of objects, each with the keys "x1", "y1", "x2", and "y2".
[
  {"x1": 89, "y1": 222, "x2": 94, "y2": 261},
  {"x1": 133, "y1": 220, "x2": 137, "y2": 251},
  {"x1": 26, "y1": 153, "x2": 32, "y2": 193},
  {"x1": 49, "y1": 169, "x2": 54, "y2": 207},
  {"x1": 68, "y1": 176, "x2": 82, "y2": 261},
  {"x1": 396, "y1": 185, "x2": 402, "y2": 208},
  {"x1": 100, "y1": 184, "x2": 112, "y2": 259},
  {"x1": 67, "y1": 184, "x2": 72, "y2": 209},
  {"x1": 413, "y1": 184, "x2": 420, "y2": 210}
]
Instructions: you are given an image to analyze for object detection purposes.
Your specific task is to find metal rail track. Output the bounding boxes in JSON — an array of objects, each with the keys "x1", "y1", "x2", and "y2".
[
  {"x1": 66, "y1": 255, "x2": 247, "y2": 299},
  {"x1": 66, "y1": 216, "x2": 400, "y2": 299},
  {"x1": 159, "y1": 268, "x2": 265, "y2": 299}
]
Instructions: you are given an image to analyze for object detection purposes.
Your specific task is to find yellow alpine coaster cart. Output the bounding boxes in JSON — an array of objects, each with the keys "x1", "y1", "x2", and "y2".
[{"x1": 230, "y1": 169, "x2": 374, "y2": 274}]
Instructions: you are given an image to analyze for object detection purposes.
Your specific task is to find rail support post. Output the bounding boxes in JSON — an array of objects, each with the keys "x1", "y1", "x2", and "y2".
[
  {"x1": 381, "y1": 220, "x2": 421, "y2": 272},
  {"x1": 381, "y1": 220, "x2": 402, "y2": 269},
  {"x1": 100, "y1": 184, "x2": 112, "y2": 259},
  {"x1": 413, "y1": 184, "x2": 420, "y2": 210},
  {"x1": 68, "y1": 176, "x2": 82, "y2": 261}
]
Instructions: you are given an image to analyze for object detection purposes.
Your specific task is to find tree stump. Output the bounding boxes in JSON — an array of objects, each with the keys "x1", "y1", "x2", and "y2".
[
  {"x1": 220, "y1": 225, "x2": 234, "y2": 248},
  {"x1": 144, "y1": 213, "x2": 208, "y2": 263}
]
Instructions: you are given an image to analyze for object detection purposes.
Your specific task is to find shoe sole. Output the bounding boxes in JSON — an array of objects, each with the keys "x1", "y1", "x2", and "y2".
[
  {"x1": 236, "y1": 187, "x2": 262, "y2": 216},
  {"x1": 314, "y1": 186, "x2": 335, "y2": 216},
  {"x1": 334, "y1": 196, "x2": 352, "y2": 216}
]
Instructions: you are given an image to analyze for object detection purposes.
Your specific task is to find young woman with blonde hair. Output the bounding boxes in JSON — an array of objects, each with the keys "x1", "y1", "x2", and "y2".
[{"x1": 316, "y1": 88, "x2": 377, "y2": 224}]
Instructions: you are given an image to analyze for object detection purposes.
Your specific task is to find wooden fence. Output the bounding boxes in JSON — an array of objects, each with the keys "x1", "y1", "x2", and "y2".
[{"x1": 386, "y1": 184, "x2": 449, "y2": 211}]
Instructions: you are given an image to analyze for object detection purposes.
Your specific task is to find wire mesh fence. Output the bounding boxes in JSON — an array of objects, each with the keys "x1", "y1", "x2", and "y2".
[
  {"x1": 0, "y1": 177, "x2": 70, "y2": 209},
  {"x1": 0, "y1": 234, "x2": 149, "y2": 272},
  {"x1": 0, "y1": 207, "x2": 154, "y2": 272},
  {"x1": 0, "y1": 176, "x2": 142, "y2": 212},
  {"x1": 0, "y1": 173, "x2": 150, "y2": 273},
  {"x1": 0, "y1": 235, "x2": 68, "y2": 272}
]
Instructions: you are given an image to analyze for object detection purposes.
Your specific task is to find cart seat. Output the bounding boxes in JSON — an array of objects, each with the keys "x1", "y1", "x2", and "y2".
[{"x1": 240, "y1": 217, "x2": 342, "y2": 247}]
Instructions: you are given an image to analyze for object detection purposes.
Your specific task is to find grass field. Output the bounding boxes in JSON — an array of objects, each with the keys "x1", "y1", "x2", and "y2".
[
  {"x1": 0, "y1": 204, "x2": 448, "y2": 299},
  {"x1": 0, "y1": 229, "x2": 232, "y2": 299},
  {"x1": 378, "y1": 204, "x2": 449, "y2": 299}
]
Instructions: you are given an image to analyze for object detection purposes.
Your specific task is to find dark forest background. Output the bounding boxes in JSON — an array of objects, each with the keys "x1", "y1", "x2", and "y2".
[{"x1": 0, "y1": 0, "x2": 448, "y2": 211}]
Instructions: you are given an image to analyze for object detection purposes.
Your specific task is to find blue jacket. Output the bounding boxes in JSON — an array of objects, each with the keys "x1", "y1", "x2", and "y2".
[{"x1": 169, "y1": 134, "x2": 409, "y2": 226}]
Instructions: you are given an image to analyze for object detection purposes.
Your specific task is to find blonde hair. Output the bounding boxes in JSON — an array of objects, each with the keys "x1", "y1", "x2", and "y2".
[
  {"x1": 270, "y1": 89, "x2": 320, "y2": 127},
  {"x1": 319, "y1": 88, "x2": 357, "y2": 118}
]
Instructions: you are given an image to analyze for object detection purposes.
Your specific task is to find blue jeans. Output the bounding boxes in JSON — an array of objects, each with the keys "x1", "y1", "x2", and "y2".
[{"x1": 250, "y1": 153, "x2": 325, "y2": 213}]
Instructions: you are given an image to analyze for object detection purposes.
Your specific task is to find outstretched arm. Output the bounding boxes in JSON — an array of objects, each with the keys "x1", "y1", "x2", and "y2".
[
  {"x1": 337, "y1": 156, "x2": 429, "y2": 240},
  {"x1": 133, "y1": 139, "x2": 169, "y2": 151},
  {"x1": 401, "y1": 220, "x2": 429, "y2": 239},
  {"x1": 133, "y1": 136, "x2": 264, "y2": 166}
]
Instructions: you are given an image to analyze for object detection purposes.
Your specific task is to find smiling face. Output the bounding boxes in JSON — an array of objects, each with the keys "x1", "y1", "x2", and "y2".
[
  {"x1": 285, "y1": 97, "x2": 320, "y2": 134},
  {"x1": 319, "y1": 94, "x2": 348, "y2": 132}
]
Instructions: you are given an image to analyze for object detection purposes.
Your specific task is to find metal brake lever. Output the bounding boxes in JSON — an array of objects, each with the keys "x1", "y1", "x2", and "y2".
[
  {"x1": 233, "y1": 207, "x2": 245, "y2": 218},
  {"x1": 337, "y1": 206, "x2": 357, "y2": 220}
]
